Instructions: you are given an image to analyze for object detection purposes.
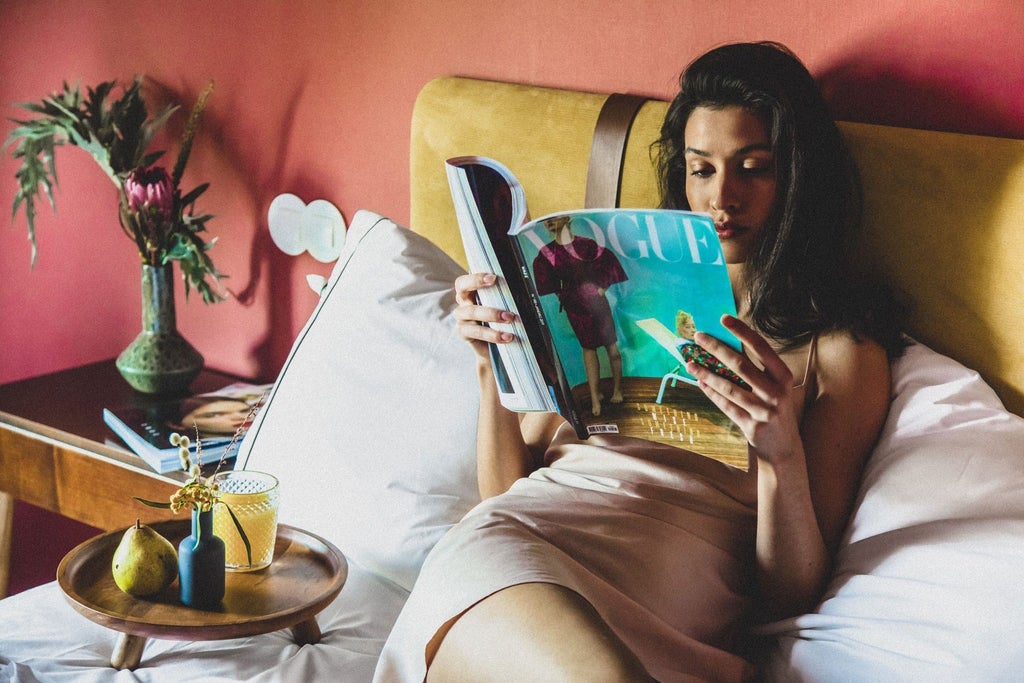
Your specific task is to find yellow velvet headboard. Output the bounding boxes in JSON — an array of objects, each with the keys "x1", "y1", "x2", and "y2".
[{"x1": 410, "y1": 76, "x2": 1024, "y2": 417}]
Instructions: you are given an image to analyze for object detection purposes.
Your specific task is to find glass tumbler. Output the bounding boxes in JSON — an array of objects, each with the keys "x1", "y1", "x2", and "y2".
[{"x1": 212, "y1": 470, "x2": 280, "y2": 571}]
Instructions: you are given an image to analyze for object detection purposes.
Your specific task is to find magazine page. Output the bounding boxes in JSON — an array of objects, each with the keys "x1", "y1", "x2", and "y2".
[
  {"x1": 446, "y1": 156, "x2": 559, "y2": 413},
  {"x1": 510, "y1": 208, "x2": 749, "y2": 469}
]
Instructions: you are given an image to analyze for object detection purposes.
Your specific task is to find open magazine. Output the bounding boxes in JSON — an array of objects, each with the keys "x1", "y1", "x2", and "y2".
[{"x1": 446, "y1": 155, "x2": 749, "y2": 470}]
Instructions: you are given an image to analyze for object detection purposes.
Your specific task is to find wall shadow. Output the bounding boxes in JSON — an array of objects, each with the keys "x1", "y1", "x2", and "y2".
[
  {"x1": 817, "y1": 23, "x2": 1024, "y2": 140},
  {"x1": 819, "y1": 49, "x2": 1024, "y2": 416},
  {"x1": 148, "y1": 76, "x2": 340, "y2": 380}
]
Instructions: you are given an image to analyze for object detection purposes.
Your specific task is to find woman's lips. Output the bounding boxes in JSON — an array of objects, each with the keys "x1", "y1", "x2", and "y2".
[{"x1": 716, "y1": 222, "x2": 744, "y2": 240}]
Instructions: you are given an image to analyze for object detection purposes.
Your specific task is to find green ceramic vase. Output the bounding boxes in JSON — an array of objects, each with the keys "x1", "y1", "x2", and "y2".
[{"x1": 116, "y1": 264, "x2": 204, "y2": 395}]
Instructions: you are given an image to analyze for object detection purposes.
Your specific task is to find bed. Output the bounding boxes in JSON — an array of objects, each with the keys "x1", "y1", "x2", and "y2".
[{"x1": 1, "y1": 76, "x2": 1022, "y2": 681}]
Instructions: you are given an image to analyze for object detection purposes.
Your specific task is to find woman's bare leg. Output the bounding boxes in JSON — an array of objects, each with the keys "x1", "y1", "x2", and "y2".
[
  {"x1": 426, "y1": 582, "x2": 654, "y2": 683},
  {"x1": 606, "y1": 342, "x2": 624, "y2": 403},
  {"x1": 583, "y1": 348, "x2": 603, "y2": 415}
]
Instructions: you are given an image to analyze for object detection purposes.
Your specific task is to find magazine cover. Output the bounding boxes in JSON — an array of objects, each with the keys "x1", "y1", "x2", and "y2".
[
  {"x1": 104, "y1": 381, "x2": 273, "y2": 473},
  {"x1": 510, "y1": 209, "x2": 748, "y2": 468}
]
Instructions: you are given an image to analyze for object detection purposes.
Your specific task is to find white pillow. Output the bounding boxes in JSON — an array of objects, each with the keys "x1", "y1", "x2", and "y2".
[
  {"x1": 762, "y1": 341, "x2": 1024, "y2": 681},
  {"x1": 236, "y1": 210, "x2": 481, "y2": 591}
]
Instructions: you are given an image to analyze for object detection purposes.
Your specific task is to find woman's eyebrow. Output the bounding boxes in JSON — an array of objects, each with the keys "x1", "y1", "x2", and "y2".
[{"x1": 684, "y1": 143, "x2": 772, "y2": 157}]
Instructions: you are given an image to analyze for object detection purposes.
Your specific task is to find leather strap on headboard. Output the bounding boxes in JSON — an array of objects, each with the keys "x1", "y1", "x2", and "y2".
[{"x1": 585, "y1": 93, "x2": 650, "y2": 208}]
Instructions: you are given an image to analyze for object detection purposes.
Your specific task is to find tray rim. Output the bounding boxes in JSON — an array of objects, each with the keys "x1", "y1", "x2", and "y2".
[{"x1": 57, "y1": 520, "x2": 347, "y2": 641}]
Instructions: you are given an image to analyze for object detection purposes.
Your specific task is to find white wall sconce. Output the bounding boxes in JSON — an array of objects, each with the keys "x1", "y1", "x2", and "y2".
[
  {"x1": 267, "y1": 193, "x2": 346, "y2": 263},
  {"x1": 267, "y1": 193, "x2": 345, "y2": 293}
]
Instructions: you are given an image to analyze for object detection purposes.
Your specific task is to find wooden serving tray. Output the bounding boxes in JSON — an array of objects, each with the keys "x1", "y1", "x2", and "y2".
[{"x1": 57, "y1": 520, "x2": 347, "y2": 669}]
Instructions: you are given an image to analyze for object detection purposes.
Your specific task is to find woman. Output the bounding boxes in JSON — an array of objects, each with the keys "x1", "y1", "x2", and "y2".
[{"x1": 375, "y1": 42, "x2": 903, "y2": 682}]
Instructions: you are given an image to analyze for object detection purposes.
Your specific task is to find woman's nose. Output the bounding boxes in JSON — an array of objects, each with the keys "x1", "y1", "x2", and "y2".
[{"x1": 710, "y1": 174, "x2": 740, "y2": 213}]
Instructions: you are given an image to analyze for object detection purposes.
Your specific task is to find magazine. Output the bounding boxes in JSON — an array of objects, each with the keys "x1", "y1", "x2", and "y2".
[
  {"x1": 103, "y1": 381, "x2": 273, "y2": 473},
  {"x1": 446, "y1": 156, "x2": 749, "y2": 470}
]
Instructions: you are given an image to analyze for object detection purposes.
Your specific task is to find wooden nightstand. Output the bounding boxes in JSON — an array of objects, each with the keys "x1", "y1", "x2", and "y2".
[{"x1": 0, "y1": 360, "x2": 247, "y2": 598}]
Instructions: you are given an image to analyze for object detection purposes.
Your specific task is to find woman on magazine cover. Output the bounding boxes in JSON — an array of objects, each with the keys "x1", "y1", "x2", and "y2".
[
  {"x1": 532, "y1": 214, "x2": 629, "y2": 416},
  {"x1": 375, "y1": 41, "x2": 904, "y2": 682},
  {"x1": 171, "y1": 395, "x2": 253, "y2": 437}
]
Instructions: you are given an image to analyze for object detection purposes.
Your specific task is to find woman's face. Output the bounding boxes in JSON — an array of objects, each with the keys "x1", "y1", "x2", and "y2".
[
  {"x1": 543, "y1": 216, "x2": 572, "y2": 242},
  {"x1": 675, "y1": 312, "x2": 696, "y2": 340},
  {"x1": 683, "y1": 105, "x2": 778, "y2": 264},
  {"x1": 184, "y1": 399, "x2": 251, "y2": 435}
]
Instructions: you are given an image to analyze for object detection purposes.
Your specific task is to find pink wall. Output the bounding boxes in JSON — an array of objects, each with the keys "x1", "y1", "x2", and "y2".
[{"x1": 2, "y1": 0, "x2": 1022, "y2": 385}]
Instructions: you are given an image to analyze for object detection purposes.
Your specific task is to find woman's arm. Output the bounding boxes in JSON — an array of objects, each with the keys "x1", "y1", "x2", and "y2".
[
  {"x1": 473, "y1": 361, "x2": 562, "y2": 497},
  {"x1": 454, "y1": 273, "x2": 563, "y2": 498},
  {"x1": 689, "y1": 317, "x2": 890, "y2": 619}
]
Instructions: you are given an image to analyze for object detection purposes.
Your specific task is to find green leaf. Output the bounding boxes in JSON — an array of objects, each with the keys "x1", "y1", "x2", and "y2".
[
  {"x1": 178, "y1": 182, "x2": 208, "y2": 207},
  {"x1": 138, "y1": 150, "x2": 166, "y2": 169},
  {"x1": 218, "y1": 501, "x2": 253, "y2": 566},
  {"x1": 132, "y1": 496, "x2": 172, "y2": 509}
]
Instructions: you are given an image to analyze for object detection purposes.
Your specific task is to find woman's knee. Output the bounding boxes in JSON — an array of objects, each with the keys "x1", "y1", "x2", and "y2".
[{"x1": 427, "y1": 583, "x2": 653, "y2": 682}]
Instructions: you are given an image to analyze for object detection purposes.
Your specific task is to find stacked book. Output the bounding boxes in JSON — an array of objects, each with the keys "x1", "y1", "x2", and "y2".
[{"x1": 103, "y1": 381, "x2": 273, "y2": 473}]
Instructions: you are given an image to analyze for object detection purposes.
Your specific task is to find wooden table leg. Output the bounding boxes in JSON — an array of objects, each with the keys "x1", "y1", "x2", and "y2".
[
  {"x1": 290, "y1": 616, "x2": 322, "y2": 645},
  {"x1": 111, "y1": 633, "x2": 148, "y2": 670},
  {"x1": 0, "y1": 492, "x2": 12, "y2": 599}
]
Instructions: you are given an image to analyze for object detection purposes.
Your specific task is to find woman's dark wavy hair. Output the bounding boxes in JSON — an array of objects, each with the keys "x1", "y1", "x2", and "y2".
[{"x1": 656, "y1": 41, "x2": 904, "y2": 357}]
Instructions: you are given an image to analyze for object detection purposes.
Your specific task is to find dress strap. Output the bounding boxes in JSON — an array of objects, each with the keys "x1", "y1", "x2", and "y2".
[
  {"x1": 791, "y1": 335, "x2": 819, "y2": 420},
  {"x1": 792, "y1": 334, "x2": 819, "y2": 390}
]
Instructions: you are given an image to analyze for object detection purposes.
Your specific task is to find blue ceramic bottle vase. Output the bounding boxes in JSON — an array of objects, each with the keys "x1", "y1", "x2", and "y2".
[{"x1": 178, "y1": 508, "x2": 226, "y2": 608}]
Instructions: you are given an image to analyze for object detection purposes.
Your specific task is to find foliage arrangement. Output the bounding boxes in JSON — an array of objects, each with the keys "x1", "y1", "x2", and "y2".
[{"x1": 4, "y1": 77, "x2": 224, "y2": 303}]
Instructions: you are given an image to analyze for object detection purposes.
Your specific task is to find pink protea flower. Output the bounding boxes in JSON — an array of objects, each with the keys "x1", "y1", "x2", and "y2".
[{"x1": 124, "y1": 166, "x2": 174, "y2": 220}]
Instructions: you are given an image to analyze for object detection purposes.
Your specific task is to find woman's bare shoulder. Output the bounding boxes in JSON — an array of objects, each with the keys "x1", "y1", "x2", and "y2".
[
  {"x1": 800, "y1": 331, "x2": 891, "y2": 548},
  {"x1": 810, "y1": 330, "x2": 891, "y2": 431},
  {"x1": 815, "y1": 331, "x2": 890, "y2": 387}
]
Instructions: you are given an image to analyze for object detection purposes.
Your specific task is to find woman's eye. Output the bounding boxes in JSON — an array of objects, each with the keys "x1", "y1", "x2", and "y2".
[
  {"x1": 689, "y1": 166, "x2": 713, "y2": 178},
  {"x1": 741, "y1": 160, "x2": 773, "y2": 175}
]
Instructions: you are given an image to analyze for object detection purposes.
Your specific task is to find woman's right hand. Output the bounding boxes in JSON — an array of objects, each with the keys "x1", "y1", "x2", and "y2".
[{"x1": 453, "y1": 272, "x2": 517, "y2": 360}]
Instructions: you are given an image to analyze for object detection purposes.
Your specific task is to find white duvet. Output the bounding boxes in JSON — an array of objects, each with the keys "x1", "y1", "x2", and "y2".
[{"x1": 0, "y1": 559, "x2": 407, "y2": 682}]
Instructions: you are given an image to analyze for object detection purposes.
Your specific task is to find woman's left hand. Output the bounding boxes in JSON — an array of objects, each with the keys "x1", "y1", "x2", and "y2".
[{"x1": 686, "y1": 315, "x2": 803, "y2": 463}]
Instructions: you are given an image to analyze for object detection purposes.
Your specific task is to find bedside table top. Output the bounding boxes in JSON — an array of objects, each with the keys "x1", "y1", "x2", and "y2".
[
  {"x1": 0, "y1": 359, "x2": 252, "y2": 532},
  {"x1": 0, "y1": 358, "x2": 243, "y2": 450}
]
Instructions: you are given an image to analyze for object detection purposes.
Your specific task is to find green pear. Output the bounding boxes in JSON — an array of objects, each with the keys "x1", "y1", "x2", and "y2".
[{"x1": 111, "y1": 520, "x2": 178, "y2": 597}]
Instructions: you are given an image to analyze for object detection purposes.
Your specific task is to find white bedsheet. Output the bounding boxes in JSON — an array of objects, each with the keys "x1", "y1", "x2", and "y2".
[{"x1": 0, "y1": 560, "x2": 408, "y2": 682}]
